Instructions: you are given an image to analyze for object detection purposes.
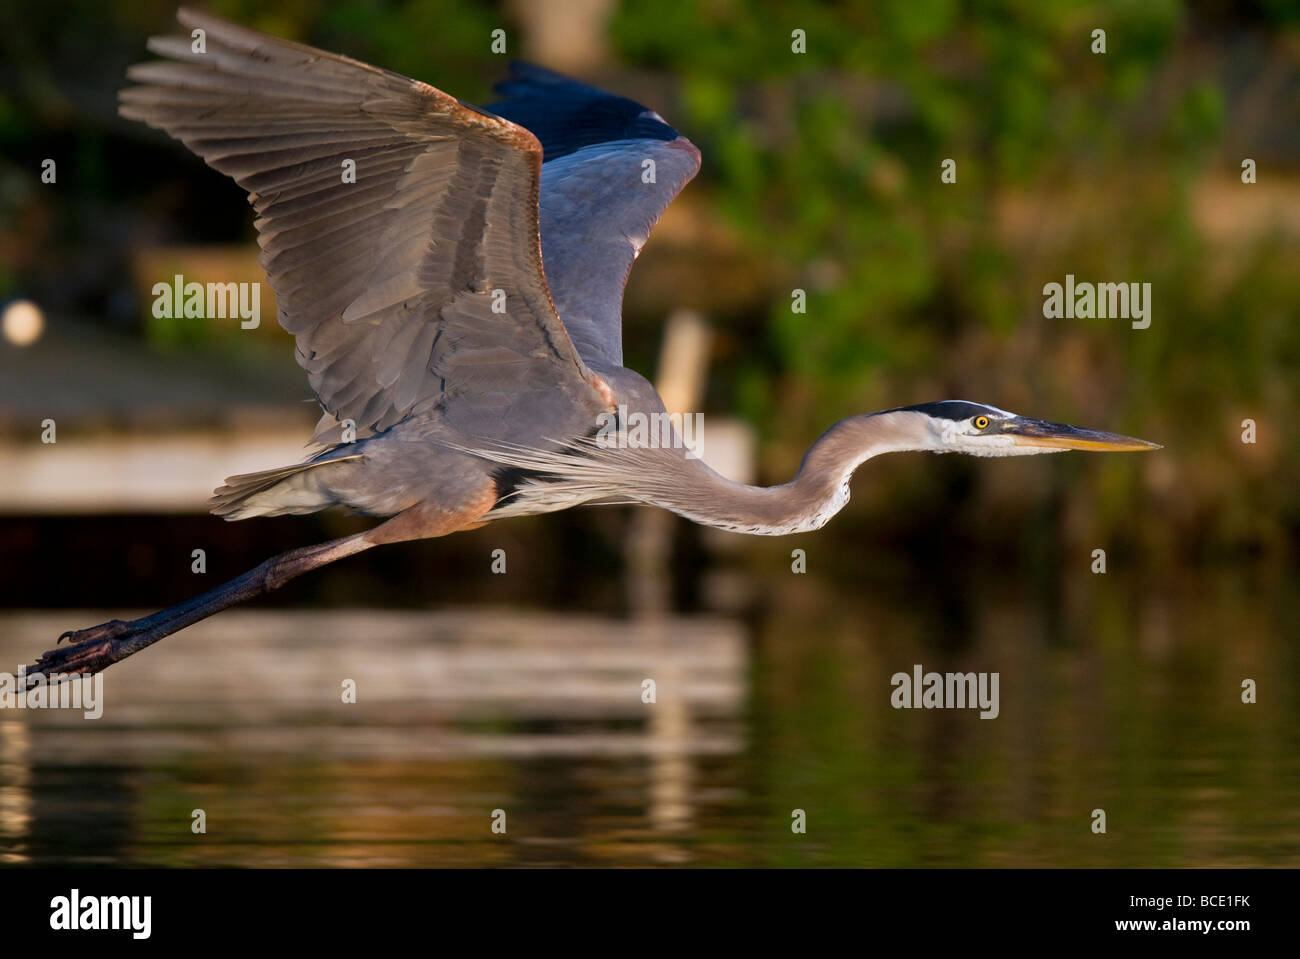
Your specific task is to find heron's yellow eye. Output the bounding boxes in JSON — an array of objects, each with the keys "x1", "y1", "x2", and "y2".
[{"x1": 973, "y1": 416, "x2": 990, "y2": 430}]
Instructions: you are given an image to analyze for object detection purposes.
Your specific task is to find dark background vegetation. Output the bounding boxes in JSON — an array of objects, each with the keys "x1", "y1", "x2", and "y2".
[
  {"x1": 2, "y1": 0, "x2": 1296, "y2": 583},
  {"x1": 0, "y1": 0, "x2": 1296, "y2": 868}
]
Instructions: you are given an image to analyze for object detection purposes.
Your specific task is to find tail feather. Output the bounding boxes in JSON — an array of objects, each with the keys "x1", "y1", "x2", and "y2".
[{"x1": 209, "y1": 454, "x2": 364, "y2": 519}]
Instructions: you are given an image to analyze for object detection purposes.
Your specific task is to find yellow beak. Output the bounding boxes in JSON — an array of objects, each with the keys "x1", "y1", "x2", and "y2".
[{"x1": 1007, "y1": 418, "x2": 1162, "y2": 452}]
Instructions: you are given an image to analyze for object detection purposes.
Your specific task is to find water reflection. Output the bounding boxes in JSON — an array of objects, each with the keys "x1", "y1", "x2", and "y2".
[
  {"x1": 0, "y1": 607, "x2": 746, "y2": 866},
  {"x1": 0, "y1": 562, "x2": 1296, "y2": 867},
  {"x1": 0, "y1": 720, "x2": 32, "y2": 864}
]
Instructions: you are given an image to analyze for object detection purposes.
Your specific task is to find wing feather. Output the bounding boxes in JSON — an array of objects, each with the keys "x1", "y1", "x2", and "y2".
[
  {"x1": 490, "y1": 62, "x2": 701, "y2": 368},
  {"x1": 121, "y1": 8, "x2": 608, "y2": 440}
]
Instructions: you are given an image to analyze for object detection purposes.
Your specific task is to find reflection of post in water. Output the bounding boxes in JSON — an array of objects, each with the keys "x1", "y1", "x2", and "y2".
[
  {"x1": 0, "y1": 719, "x2": 32, "y2": 864},
  {"x1": 629, "y1": 311, "x2": 712, "y2": 840}
]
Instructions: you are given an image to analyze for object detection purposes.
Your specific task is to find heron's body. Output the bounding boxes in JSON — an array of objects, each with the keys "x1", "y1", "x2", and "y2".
[{"x1": 30, "y1": 10, "x2": 1157, "y2": 678}]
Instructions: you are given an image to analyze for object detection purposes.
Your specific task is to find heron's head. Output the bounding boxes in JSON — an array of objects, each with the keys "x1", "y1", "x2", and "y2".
[{"x1": 885, "y1": 400, "x2": 1161, "y2": 457}]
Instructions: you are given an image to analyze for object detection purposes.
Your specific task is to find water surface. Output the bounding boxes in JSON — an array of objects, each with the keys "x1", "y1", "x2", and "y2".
[{"x1": 0, "y1": 564, "x2": 1295, "y2": 867}]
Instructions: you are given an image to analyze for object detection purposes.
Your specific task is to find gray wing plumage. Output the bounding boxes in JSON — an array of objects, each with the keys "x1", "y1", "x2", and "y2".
[
  {"x1": 490, "y1": 63, "x2": 701, "y2": 369},
  {"x1": 120, "y1": 9, "x2": 610, "y2": 442}
]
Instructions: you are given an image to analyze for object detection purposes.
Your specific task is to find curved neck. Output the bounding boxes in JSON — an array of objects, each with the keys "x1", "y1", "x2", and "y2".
[{"x1": 650, "y1": 412, "x2": 933, "y2": 534}]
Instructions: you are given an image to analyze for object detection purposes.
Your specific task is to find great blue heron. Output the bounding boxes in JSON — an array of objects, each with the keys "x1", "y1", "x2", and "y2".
[{"x1": 32, "y1": 9, "x2": 1157, "y2": 678}]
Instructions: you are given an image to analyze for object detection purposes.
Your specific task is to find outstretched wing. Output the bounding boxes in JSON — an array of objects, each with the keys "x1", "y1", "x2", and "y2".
[
  {"x1": 120, "y1": 9, "x2": 611, "y2": 441},
  {"x1": 490, "y1": 62, "x2": 701, "y2": 370}
]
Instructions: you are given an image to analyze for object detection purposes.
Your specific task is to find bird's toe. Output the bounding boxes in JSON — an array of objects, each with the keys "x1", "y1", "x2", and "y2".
[{"x1": 57, "y1": 618, "x2": 133, "y2": 645}]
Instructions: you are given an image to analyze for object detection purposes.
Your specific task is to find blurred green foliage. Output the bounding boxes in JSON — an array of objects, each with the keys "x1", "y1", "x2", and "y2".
[
  {"x1": 1, "y1": 2, "x2": 1295, "y2": 870},
  {"x1": 1, "y1": 0, "x2": 1296, "y2": 561},
  {"x1": 609, "y1": 0, "x2": 1299, "y2": 560}
]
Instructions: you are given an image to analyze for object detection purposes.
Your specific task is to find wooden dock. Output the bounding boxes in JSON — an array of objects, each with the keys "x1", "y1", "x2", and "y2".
[{"x1": 0, "y1": 609, "x2": 747, "y2": 762}]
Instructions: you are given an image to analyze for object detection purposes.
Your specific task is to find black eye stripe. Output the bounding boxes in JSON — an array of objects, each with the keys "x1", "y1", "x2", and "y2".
[{"x1": 886, "y1": 400, "x2": 1004, "y2": 421}]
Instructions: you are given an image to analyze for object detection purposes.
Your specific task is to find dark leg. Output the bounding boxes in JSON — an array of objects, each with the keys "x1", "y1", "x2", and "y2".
[
  {"x1": 29, "y1": 532, "x2": 375, "y2": 679},
  {"x1": 29, "y1": 487, "x2": 499, "y2": 680}
]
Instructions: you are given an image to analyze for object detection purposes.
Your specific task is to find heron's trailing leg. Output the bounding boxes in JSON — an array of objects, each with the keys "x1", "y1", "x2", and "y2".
[
  {"x1": 29, "y1": 494, "x2": 495, "y2": 679},
  {"x1": 32, "y1": 533, "x2": 375, "y2": 678}
]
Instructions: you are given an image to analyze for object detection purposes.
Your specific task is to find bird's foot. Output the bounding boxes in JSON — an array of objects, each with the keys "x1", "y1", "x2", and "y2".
[{"x1": 32, "y1": 618, "x2": 141, "y2": 679}]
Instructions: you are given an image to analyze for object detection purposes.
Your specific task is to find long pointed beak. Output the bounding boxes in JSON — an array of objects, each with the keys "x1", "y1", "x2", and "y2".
[{"x1": 1006, "y1": 418, "x2": 1162, "y2": 452}]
